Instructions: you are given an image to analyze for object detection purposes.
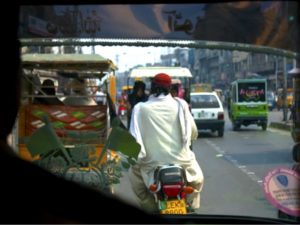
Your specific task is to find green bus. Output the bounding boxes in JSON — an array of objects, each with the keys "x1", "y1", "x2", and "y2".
[{"x1": 228, "y1": 78, "x2": 268, "y2": 131}]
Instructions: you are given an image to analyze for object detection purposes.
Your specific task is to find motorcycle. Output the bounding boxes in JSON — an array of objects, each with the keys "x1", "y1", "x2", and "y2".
[
  {"x1": 149, "y1": 164, "x2": 194, "y2": 214},
  {"x1": 118, "y1": 104, "x2": 126, "y2": 117}
]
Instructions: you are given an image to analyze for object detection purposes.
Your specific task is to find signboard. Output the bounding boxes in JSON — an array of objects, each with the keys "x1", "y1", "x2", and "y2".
[{"x1": 238, "y1": 82, "x2": 266, "y2": 102}]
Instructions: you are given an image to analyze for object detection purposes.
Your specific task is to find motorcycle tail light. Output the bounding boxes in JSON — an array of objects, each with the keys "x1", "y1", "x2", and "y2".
[
  {"x1": 162, "y1": 184, "x2": 182, "y2": 197},
  {"x1": 119, "y1": 105, "x2": 126, "y2": 110},
  {"x1": 149, "y1": 184, "x2": 157, "y2": 192},
  {"x1": 218, "y1": 112, "x2": 224, "y2": 120},
  {"x1": 183, "y1": 186, "x2": 194, "y2": 194}
]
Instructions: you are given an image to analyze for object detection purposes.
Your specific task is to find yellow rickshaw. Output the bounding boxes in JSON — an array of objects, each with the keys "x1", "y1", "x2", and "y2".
[
  {"x1": 122, "y1": 85, "x2": 133, "y2": 92},
  {"x1": 15, "y1": 53, "x2": 118, "y2": 167}
]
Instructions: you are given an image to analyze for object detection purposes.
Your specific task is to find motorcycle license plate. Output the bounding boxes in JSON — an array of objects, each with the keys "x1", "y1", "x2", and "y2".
[{"x1": 160, "y1": 199, "x2": 187, "y2": 214}]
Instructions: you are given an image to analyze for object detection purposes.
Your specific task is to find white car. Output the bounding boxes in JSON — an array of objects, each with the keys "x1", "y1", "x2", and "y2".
[{"x1": 190, "y1": 91, "x2": 225, "y2": 137}]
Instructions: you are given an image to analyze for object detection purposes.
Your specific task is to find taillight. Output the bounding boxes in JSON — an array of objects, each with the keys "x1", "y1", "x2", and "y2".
[
  {"x1": 218, "y1": 112, "x2": 224, "y2": 120},
  {"x1": 149, "y1": 184, "x2": 157, "y2": 192},
  {"x1": 162, "y1": 184, "x2": 182, "y2": 197},
  {"x1": 183, "y1": 186, "x2": 194, "y2": 194},
  {"x1": 119, "y1": 105, "x2": 126, "y2": 110}
]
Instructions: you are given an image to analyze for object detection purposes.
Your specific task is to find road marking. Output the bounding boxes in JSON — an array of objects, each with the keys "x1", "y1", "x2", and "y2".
[{"x1": 204, "y1": 139, "x2": 263, "y2": 186}]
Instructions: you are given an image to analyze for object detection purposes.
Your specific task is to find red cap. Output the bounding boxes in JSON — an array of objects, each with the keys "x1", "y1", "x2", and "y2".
[{"x1": 153, "y1": 73, "x2": 172, "y2": 88}]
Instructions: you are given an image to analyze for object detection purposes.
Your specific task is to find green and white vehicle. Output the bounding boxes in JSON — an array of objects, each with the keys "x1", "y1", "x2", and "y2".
[{"x1": 228, "y1": 79, "x2": 268, "y2": 131}]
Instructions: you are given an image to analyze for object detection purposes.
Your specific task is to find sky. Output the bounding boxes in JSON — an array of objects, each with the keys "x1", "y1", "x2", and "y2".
[{"x1": 82, "y1": 46, "x2": 173, "y2": 72}]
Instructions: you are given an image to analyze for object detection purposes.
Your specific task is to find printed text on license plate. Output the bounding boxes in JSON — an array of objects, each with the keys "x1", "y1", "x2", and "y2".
[{"x1": 160, "y1": 199, "x2": 187, "y2": 214}]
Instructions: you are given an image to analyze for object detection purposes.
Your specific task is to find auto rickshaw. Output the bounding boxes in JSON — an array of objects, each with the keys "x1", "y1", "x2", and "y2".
[
  {"x1": 228, "y1": 78, "x2": 268, "y2": 131},
  {"x1": 191, "y1": 83, "x2": 213, "y2": 93},
  {"x1": 11, "y1": 53, "x2": 120, "y2": 191},
  {"x1": 128, "y1": 66, "x2": 193, "y2": 103}
]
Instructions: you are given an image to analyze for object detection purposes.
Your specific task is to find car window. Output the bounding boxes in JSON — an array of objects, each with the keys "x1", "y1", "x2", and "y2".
[{"x1": 191, "y1": 95, "x2": 220, "y2": 108}]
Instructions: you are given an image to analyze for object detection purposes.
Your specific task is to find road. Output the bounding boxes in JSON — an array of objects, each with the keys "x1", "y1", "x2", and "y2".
[{"x1": 113, "y1": 110, "x2": 295, "y2": 218}]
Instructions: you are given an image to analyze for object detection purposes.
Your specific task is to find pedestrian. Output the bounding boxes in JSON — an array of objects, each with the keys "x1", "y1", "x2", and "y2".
[
  {"x1": 128, "y1": 73, "x2": 204, "y2": 213},
  {"x1": 127, "y1": 80, "x2": 148, "y2": 128},
  {"x1": 289, "y1": 104, "x2": 295, "y2": 121}
]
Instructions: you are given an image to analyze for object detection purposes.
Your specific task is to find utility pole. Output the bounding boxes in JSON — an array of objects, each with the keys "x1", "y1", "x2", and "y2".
[
  {"x1": 283, "y1": 57, "x2": 288, "y2": 122},
  {"x1": 275, "y1": 56, "x2": 278, "y2": 90}
]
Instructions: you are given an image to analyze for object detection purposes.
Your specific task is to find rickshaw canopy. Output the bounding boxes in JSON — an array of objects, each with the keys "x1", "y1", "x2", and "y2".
[
  {"x1": 21, "y1": 53, "x2": 118, "y2": 75},
  {"x1": 129, "y1": 66, "x2": 193, "y2": 78}
]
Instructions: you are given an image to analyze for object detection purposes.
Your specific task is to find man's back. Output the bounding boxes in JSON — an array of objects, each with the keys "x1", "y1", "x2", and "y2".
[{"x1": 136, "y1": 94, "x2": 184, "y2": 163}]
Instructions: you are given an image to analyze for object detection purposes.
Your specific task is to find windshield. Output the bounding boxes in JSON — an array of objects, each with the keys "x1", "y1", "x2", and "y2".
[
  {"x1": 13, "y1": 2, "x2": 300, "y2": 223},
  {"x1": 238, "y1": 82, "x2": 266, "y2": 102},
  {"x1": 191, "y1": 94, "x2": 220, "y2": 108}
]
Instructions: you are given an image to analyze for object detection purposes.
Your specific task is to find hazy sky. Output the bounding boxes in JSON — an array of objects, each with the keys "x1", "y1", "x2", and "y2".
[{"x1": 82, "y1": 46, "x2": 173, "y2": 72}]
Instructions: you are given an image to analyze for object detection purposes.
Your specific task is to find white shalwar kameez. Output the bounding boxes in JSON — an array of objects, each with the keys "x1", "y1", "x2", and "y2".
[{"x1": 129, "y1": 93, "x2": 204, "y2": 212}]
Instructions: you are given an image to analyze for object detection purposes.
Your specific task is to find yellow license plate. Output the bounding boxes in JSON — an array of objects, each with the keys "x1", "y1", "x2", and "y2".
[{"x1": 160, "y1": 199, "x2": 187, "y2": 214}]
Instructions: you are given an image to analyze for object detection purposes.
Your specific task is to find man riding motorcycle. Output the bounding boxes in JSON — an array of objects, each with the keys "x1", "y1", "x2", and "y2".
[{"x1": 128, "y1": 73, "x2": 204, "y2": 213}]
